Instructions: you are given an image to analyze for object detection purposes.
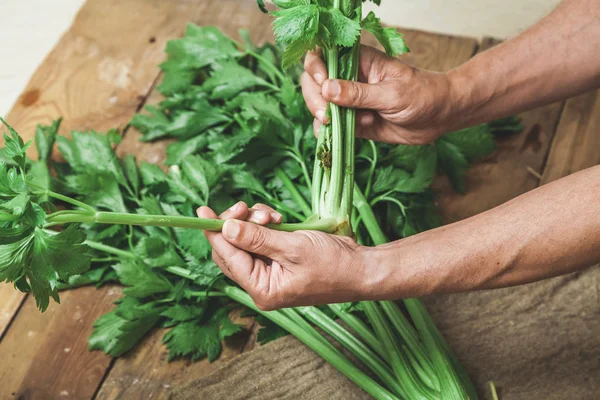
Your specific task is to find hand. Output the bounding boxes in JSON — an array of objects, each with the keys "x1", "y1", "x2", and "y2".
[
  {"x1": 301, "y1": 45, "x2": 454, "y2": 145},
  {"x1": 197, "y1": 202, "x2": 367, "y2": 310}
]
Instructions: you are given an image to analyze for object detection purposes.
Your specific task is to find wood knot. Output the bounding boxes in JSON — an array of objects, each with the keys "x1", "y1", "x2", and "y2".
[{"x1": 20, "y1": 89, "x2": 41, "y2": 107}]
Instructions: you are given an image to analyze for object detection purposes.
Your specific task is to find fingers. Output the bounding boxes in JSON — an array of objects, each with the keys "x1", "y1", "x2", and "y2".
[
  {"x1": 301, "y1": 72, "x2": 328, "y2": 124},
  {"x1": 322, "y1": 79, "x2": 393, "y2": 110},
  {"x1": 250, "y1": 203, "x2": 283, "y2": 224},
  {"x1": 197, "y1": 206, "x2": 254, "y2": 284},
  {"x1": 219, "y1": 201, "x2": 249, "y2": 220},
  {"x1": 221, "y1": 219, "x2": 294, "y2": 260},
  {"x1": 304, "y1": 49, "x2": 327, "y2": 85}
]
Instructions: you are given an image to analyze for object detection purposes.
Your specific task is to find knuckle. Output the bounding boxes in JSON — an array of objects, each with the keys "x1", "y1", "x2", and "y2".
[
  {"x1": 349, "y1": 83, "x2": 367, "y2": 104},
  {"x1": 248, "y1": 229, "x2": 269, "y2": 252}
]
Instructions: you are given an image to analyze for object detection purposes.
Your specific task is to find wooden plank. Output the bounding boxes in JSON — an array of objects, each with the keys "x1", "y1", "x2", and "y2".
[
  {"x1": 0, "y1": 0, "x2": 198, "y2": 343},
  {"x1": 541, "y1": 90, "x2": 600, "y2": 184},
  {"x1": 433, "y1": 37, "x2": 565, "y2": 221},
  {"x1": 96, "y1": 26, "x2": 480, "y2": 400},
  {"x1": 423, "y1": 38, "x2": 599, "y2": 400},
  {"x1": 0, "y1": 0, "x2": 270, "y2": 398},
  {"x1": 0, "y1": 286, "x2": 122, "y2": 399}
]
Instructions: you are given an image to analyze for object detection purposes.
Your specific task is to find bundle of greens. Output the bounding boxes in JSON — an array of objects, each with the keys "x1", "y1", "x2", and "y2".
[{"x1": 0, "y1": 5, "x2": 507, "y2": 400}]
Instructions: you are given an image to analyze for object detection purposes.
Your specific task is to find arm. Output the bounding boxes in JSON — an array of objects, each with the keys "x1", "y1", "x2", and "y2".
[
  {"x1": 449, "y1": 0, "x2": 600, "y2": 129},
  {"x1": 302, "y1": 0, "x2": 600, "y2": 144},
  {"x1": 199, "y1": 166, "x2": 600, "y2": 308},
  {"x1": 367, "y1": 165, "x2": 600, "y2": 300}
]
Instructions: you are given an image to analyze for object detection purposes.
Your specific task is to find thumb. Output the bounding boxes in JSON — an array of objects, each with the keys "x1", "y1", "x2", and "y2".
[
  {"x1": 323, "y1": 79, "x2": 391, "y2": 110},
  {"x1": 222, "y1": 220, "x2": 289, "y2": 259}
]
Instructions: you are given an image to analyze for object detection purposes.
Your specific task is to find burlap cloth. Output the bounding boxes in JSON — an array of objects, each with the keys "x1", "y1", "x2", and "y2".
[{"x1": 173, "y1": 266, "x2": 599, "y2": 399}]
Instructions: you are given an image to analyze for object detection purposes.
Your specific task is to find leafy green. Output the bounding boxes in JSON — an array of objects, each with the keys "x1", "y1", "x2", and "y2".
[
  {"x1": 361, "y1": 12, "x2": 410, "y2": 57},
  {"x1": 163, "y1": 308, "x2": 242, "y2": 361}
]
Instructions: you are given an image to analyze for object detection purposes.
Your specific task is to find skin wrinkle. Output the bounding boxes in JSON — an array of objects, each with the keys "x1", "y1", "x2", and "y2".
[{"x1": 199, "y1": 0, "x2": 600, "y2": 309}]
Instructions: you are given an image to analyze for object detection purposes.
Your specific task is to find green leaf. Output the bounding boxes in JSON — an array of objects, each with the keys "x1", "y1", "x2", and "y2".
[
  {"x1": 180, "y1": 155, "x2": 215, "y2": 203},
  {"x1": 121, "y1": 154, "x2": 140, "y2": 196},
  {"x1": 165, "y1": 134, "x2": 209, "y2": 166},
  {"x1": 89, "y1": 297, "x2": 162, "y2": 356},
  {"x1": 57, "y1": 130, "x2": 127, "y2": 186},
  {"x1": 203, "y1": 61, "x2": 273, "y2": 100},
  {"x1": 436, "y1": 138, "x2": 469, "y2": 193},
  {"x1": 113, "y1": 260, "x2": 173, "y2": 298},
  {"x1": 443, "y1": 124, "x2": 496, "y2": 161},
  {"x1": 161, "y1": 303, "x2": 206, "y2": 324},
  {"x1": 272, "y1": 5, "x2": 320, "y2": 69},
  {"x1": 362, "y1": 12, "x2": 410, "y2": 57},
  {"x1": 255, "y1": 315, "x2": 288, "y2": 345},
  {"x1": 373, "y1": 149, "x2": 436, "y2": 194},
  {"x1": 0, "y1": 226, "x2": 92, "y2": 311},
  {"x1": 163, "y1": 308, "x2": 242, "y2": 362},
  {"x1": 158, "y1": 25, "x2": 241, "y2": 95},
  {"x1": 34, "y1": 119, "x2": 61, "y2": 161},
  {"x1": 320, "y1": 8, "x2": 361, "y2": 48},
  {"x1": 0, "y1": 117, "x2": 32, "y2": 170},
  {"x1": 257, "y1": 0, "x2": 268, "y2": 13},
  {"x1": 0, "y1": 163, "x2": 27, "y2": 197},
  {"x1": 65, "y1": 172, "x2": 127, "y2": 213}
]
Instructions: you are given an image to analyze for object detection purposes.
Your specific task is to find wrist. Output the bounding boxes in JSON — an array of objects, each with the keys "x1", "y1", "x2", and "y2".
[
  {"x1": 356, "y1": 242, "x2": 435, "y2": 301},
  {"x1": 445, "y1": 61, "x2": 498, "y2": 131}
]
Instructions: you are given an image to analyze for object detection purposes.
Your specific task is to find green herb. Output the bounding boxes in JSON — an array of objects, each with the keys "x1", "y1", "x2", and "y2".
[{"x1": 0, "y1": 15, "x2": 512, "y2": 399}]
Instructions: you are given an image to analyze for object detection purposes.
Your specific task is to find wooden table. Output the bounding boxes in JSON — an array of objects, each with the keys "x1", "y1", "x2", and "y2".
[{"x1": 0, "y1": 1, "x2": 598, "y2": 399}]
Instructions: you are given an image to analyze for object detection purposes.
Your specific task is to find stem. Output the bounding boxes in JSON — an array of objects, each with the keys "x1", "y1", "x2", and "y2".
[
  {"x1": 44, "y1": 189, "x2": 96, "y2": 214},
  {"x1": 84, "y1": 240, "x2": 138, "y2": 260},
  {"x1": 218, "y1": 283, "x2": 398, "y2": 400},
  {"x1": 326, "y1": 48, "x2": 343, "y2": 217},
  {"x1": 363, "y1": 302, "x2": 436, "y2": 400},
  {"x1": 365, "y1": 140, "x2": 378, "y2": 199},
  {"x1": 327, "y1": 303, "x2": 384, "y2": 357},
  {"x1": 274, "y1": 167, "x2": 312, "y2": 218},
  {"x1": 490, "y1": 382, "x2": 499, "y2": 400},
  {"x1": 280, "y1": 308, "x2": 340, "y2": 355},
  {"x1": 186, "y1": 291, "x2": 228, "y2": 298},
  {"x1": 312, "y1": 124, "x2": 326, "y2": 214},
  {"x1": 341, "y1": 28, "x2": 361, "y2": 218},
  {"x1": 46, "y1": 211, "x2": 344, "y2": 234},
  {"x1": 380, "y1": 301, "x2": 439, "y2": 390},
  {"x1": 284, "y1": 150, "x2": 313, "y2": 193},
  {"x1": 297, "y1": 306, "x2": 406, "y2": 398},
  {"x1": 353, "y1": 186, "x2": 387, "y2": 245},
  {"x1": 405, "y1": 299, "x2": 472, "y2": 400}
]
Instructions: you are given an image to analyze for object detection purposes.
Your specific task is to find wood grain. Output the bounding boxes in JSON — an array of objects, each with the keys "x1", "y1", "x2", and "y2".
[
  {"x1": 0, "y1": 286, "x2": 122, "y2": 399},
  {"x1": 96, "y1": 24, "x2": 480, "y2": 400},
  {"x1": 433, "y1": 37, "x2": 565, "y2": 222},
  {"x1": 422, "y1": 38, "x2": 599, "y2": 400},
  {"x1": 0, "y1": 0, "x2": 271, "y2": 398},
  {"x1": 541, "y1": 90, "x2": 600, "y2": 184}
]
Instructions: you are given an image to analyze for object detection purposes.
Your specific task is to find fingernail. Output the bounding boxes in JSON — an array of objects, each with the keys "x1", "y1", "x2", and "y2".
[
  {"x1": 223, "y1": 220, "x2": 240, "y2": 240},
  {"x1": 229, "y1": 202, "x2": 241, "y2": 212},
  {"x1": 314, "y1": 72, "x2": 325, "y2": 85},
  {"x1": 250, "y1": 210, "x2": 268, "y2": 223},
  {"x1": 326, "y1": 80, "x2": 341, "y2": 98},
  {"x1": 316, "y1": 109, "x2": 326, "y2": 124}
]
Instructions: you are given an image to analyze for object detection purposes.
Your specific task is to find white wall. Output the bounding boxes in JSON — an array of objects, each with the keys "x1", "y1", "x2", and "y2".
[
  {"x1": 0, "y1": 0, "x2": 86, "y2": 115},
  {"x1": 0, "y1": 0, "x2": 563, "y2": 115},
  {"x1": 363, "y1": 0, "x2": 562, "y2": 39}
]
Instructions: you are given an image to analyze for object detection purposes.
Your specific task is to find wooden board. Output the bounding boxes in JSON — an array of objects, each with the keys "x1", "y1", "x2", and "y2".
[
  {"x1": 95, "y1": 27, "x2": 480, "y2": 400},
  {"x1": 0, "y1": 0, "x2": 270, "y2": 398},
  {"x1": 1, "y1": 2, "x2": 599, "y2": 400},
  {"x1": 423, "y1": 38, "x2": 600, "y2": 400}
]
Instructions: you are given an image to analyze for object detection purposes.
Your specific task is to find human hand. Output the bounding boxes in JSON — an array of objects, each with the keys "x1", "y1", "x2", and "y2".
[
  {"x1": 302, "y1": 45, "x2": 455, "y2": 145},
  {"x1": 197, "y1": 202, "x2": 368, "y2": 310}
]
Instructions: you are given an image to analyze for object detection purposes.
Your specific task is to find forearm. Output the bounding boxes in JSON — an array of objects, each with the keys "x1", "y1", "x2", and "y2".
[
  {"x1": 447, "y1": 0, "x2": 600, "y2": 129},
  {"x1": 363, "y1": 165, "x2": 600, "y2": 300}
]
